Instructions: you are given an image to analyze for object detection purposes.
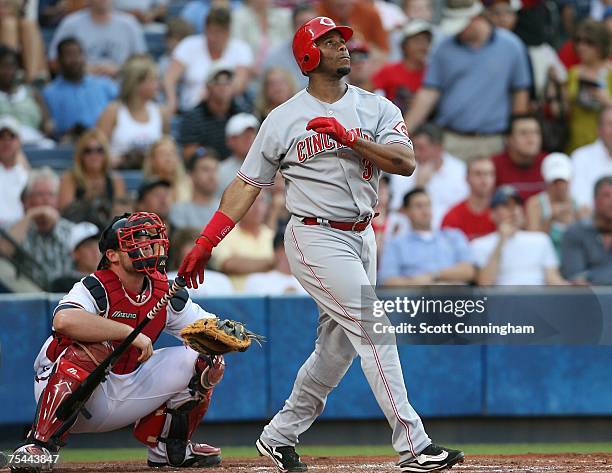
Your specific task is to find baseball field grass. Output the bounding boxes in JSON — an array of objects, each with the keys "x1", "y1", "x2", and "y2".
[{"x1": 50, "y1": 442, "x2": 612, "y2": 461}]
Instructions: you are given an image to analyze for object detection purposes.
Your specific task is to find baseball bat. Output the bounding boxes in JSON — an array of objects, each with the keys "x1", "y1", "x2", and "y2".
[{"x1": 54, "y1": 276, "x2": 187, "y2": 425}]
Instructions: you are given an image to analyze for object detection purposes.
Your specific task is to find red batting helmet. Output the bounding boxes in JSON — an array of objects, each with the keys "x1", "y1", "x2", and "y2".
[{"x1": 292, "y1": 16, "x2": 353, "y2": 75}]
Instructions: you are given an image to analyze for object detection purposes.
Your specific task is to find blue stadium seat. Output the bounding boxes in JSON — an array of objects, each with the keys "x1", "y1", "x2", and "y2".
[
  {"x1": 24, "y1": 145, "x2": 74, "y2": 172},
  {"x1": 145, "y1": 31, "x2": 166, "y2": 60},
  {"x1": 167, "y1": 0, "x2": 190, "y2": 18},
  {"x1": 119, "y1": 169, "x2": 144, "y2": 193}
]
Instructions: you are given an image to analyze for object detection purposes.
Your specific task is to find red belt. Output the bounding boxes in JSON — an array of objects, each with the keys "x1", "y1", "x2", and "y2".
[{"x1": 300, "y1": 214, "x2": 376, "y2": 232}]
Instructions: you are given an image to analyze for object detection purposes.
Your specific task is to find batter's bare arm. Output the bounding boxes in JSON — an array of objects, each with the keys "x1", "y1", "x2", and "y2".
[
  {"x1": 352, "y1": 140, "x2": 416, "y2": 176},
  {"x1": 218, "y1": 178, "x2": 262, "y2": 222}
]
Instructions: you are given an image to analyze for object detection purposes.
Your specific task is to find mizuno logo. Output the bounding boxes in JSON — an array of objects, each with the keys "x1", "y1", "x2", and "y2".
[{"x1": 111, "y1": 311, "x2": 137, "y2": 319}]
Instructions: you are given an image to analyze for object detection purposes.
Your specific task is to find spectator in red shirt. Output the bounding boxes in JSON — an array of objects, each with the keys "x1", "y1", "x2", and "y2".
[
  {"x1": 491, "y1": 114, "x2": 547, "y2": 200},
  {"x1": 372, "y1": 19, "x2": 432, "y2": 113},
  {"x1": 442, "y1": 157, "x2": 497, "y2": 240}
]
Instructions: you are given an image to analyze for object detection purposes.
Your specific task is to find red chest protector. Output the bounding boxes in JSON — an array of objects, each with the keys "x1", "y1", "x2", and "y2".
[{"x1": 47, "y1": 270, "x2": 169, "y2": 374}]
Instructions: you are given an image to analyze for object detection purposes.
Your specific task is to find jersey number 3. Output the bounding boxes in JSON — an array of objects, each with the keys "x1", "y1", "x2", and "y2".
[{"x1": 361, "y1": 158, "x2": 373, "y2": 180}]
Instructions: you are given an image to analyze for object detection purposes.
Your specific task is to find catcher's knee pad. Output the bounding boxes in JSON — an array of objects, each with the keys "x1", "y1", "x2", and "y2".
[
  {"x1": 31, "y1": 342, "x2": 111, "y2": 446},
  {"x1": 194, "y1": 354, "x2": 225, "y2": 391},
  {"x1": 134, "y1": 391, "x2": 214, "y2": 467}
]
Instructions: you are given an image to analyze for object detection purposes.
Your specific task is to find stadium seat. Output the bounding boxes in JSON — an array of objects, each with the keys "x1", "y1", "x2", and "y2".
[
  {"x1": 23, "y1": 145, "x2": 74, "y2": 172},
  {"x1": 145, "y1": 32, "x2": 166, "y2": 60},
  {"x1": 119, "y1": 169, "x2": 144, "y2": 194}
]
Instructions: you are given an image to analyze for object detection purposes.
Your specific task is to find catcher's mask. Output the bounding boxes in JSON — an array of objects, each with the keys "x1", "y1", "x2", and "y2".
[{"x1": 98, "y1": 212, "x2": 169, "y2": 275}]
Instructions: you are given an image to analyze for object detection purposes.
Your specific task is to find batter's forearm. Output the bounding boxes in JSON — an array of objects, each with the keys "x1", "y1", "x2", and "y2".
[
  {"x1": 352, "y1": 141, "x2": 416, "y2": 176},
  {"x1": 218, "y1": 178, "x2": 262, "y2": 223},
  {"x1": 53, "y1": 308, "x2": 132, "y2": 342}
]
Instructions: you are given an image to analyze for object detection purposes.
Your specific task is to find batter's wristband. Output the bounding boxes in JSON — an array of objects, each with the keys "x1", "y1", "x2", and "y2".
[{"x1": 200, "y1": 211, "x2": 235, "y2": 247}]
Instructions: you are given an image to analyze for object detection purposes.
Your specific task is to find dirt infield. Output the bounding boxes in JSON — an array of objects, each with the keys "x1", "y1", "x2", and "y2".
[{"x1": 30, "y1": 454, "x2": 612, "y2": 473}]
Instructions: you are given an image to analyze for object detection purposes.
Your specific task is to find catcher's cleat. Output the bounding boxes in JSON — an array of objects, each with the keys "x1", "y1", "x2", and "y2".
[
  {"x1": 399, "y1": 444, "x2": 464, "y2": 472},
  {"x1": 9, "y1": 444, "x2": 54, "y2": 473},
  {"x1": 147, "y1": 442, "x2": 221, "y2": 468},
  {"x1": 255, "y1": 438, "x2": 308, "y2": 472}
]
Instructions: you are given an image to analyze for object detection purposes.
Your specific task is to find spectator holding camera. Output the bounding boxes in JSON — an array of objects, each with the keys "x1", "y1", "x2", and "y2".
[
  {"x1": 561, "y1": 176, "x2": 612, "y2": 285},
  {"x1": 565, "y1": 19, "x2": 612, "y2": 153},
  {"x1": 471, "y1": 185, "x2": 566, "y2": 285}
]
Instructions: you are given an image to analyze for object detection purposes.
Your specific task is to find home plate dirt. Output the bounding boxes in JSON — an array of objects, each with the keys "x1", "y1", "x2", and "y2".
[{"x1": 28, "y1": 454, "x2": 612, "y2": 473}]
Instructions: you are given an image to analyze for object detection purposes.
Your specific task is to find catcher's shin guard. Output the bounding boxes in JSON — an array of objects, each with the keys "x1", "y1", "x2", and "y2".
[
  {"x1": 133, "y1": 355, "x2": 224, "y2": 466},
  {"x1": 30, "y1": 343, "x2": 111, "y2": 447}
]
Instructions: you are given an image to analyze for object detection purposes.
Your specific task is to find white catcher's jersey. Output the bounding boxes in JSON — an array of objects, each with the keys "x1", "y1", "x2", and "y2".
[
  {"x1": 238, "y1": 85, "x2": 412, "y2": 220},
  {"x1": 33, "y1": 278, "x2": 215, "y2": 373}
]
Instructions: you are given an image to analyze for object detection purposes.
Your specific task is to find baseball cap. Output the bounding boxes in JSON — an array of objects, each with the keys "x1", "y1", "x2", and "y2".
[
  {"x1": 440, "y1": 0, "x2": 484, "y2": 36},
  {"x1": 541, "y1": 152, "x2": 572, "y2": 183},
  {"x1": 0, "y1": 115, "x2": 20, "y2": 138},
  {"x1": 206, "y1": 63, "x2": 234, "y2": 84},
  {"x1": 225, "y1": 113, "x2": 260, "y2": 137},
  {"x1": 69, "y1": 222, "x2": 100, "y2": 252},
  {"x1": 137, "y1": 178, "x2": 171, "y2": 202},
  {"x1": 491, "y1": 185, "x2": 522, "y2": 208},
  {"x1": 400, "y1": 19, "x2": 433, "y2": 43}
]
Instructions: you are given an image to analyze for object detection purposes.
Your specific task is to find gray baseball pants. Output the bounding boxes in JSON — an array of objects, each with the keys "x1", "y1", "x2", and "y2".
[{"x1": 260, "y1": 216, "x2": 431, "y2": 462}]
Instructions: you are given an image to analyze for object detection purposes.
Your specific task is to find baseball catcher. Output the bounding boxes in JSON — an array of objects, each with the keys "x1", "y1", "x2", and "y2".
[{"x1": 10, "y1": 212, "x2": 259, "y2": 472}]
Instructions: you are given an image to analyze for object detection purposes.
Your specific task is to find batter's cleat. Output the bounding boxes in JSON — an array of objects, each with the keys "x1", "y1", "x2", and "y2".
[
  {"x1": 399, "y1": 444, "x2": 464, "y2": 472},
  {"x1": 9, "y1": 444, "x2": 54, "y2": 473},
  {"x1": 255, "y1": 438, "x2": 308, "y2": 472},
  {"x1": 147, "y1": 442, "x2": 221, "y2": 468}
]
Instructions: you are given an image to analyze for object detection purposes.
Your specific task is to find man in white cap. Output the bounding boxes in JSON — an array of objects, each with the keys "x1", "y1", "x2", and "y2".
[
  {"x1": 50, "y1": 221, "x2": 101, "y2": 291},
  {"x1": 405, "y1": 0, "x2": 532, "y2": 161},
  {"x1": 372, "y1": 19, "x2": 433, "y2": 113},
  {"x1": 525, "y1": 152, "x2": 582, "y2": 253},
  {"x1": 217, "y1": 113, "x2": 259, "y2": 196},
  {"x1": 0, "y1": 116, "x2": 29, "y2": 228}
]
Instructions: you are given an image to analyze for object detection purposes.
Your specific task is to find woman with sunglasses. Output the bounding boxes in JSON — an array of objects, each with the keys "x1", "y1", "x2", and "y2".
[
  {"x1": 565, "y1": 18, "x2": 612, "y2": 153},
  {"x1": 58, "y1": 128, "x2": 126, "y2": 224}
]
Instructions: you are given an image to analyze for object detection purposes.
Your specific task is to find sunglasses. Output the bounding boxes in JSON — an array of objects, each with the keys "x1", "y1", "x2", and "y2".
[
  {"x1": 0, "y1": 130, "x2": 16, "y2": 139},
  {"x1": 82, "y1": 146, "x2": 105, "y2": 155}
]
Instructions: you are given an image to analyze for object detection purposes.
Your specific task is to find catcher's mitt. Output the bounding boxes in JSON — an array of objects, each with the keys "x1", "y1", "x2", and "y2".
[{"x1": 180, "y1": 317, "x2": 265, "y2": 355}]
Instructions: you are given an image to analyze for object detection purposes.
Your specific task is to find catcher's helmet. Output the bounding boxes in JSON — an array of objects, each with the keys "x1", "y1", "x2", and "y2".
[
  {"x1": 292, "y1": 16, "x2": 353, "y2": 75},
  {"x1": 98, "y1": 212, "x2": 169, "y2": 275}
]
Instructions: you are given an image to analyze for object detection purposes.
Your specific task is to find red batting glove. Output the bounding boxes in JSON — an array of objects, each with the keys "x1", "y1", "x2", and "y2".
[
  {"x1": 178, "y1": 237, "x2": 213, "y2": 289},
  {"x1": 306, "y1": 117, "x2": 357, "y2": 148},
  {"x1": 178, "y1": 211, "x2": 236, "y2": 288}
]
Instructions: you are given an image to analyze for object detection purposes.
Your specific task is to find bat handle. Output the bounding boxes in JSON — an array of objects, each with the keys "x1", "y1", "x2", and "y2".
[{"x1": 146, "y1": 276, "x2": 187, "y2": 320}]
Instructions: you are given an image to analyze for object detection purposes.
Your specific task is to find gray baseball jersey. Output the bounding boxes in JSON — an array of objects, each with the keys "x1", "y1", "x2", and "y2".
[{"x1": 238, "y1": 85, "x2": 412, "y2": 220}]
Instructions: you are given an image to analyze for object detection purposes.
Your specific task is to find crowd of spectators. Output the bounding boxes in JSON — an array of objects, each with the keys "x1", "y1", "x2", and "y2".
[{"x1": 0, "y1": 0, "x2": 612, "y2": 294}]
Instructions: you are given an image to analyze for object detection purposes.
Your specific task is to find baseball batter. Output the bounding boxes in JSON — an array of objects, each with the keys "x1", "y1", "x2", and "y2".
[
  {"x1": 11, "y1": 212, "x2": 226, "y2": 471},
  {"x1": 179, "y1": 17, "x2": 464, "y2": 472}
]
